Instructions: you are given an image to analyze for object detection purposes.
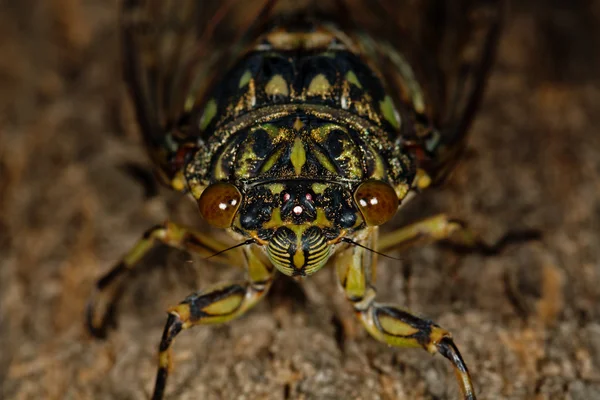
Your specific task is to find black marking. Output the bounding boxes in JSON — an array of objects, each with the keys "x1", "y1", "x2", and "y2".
[
  {"x1": 152, "y1": 367, "x2": 168, "y2": 400},
  {"x1": 239, "y1": 186, "x2": 276, "y2": 230},
  {"x1": 373, "y1": 306, "x2": 434, "y2": 347},
  {"x1": 158, "y1": 313, "x2": 183, "y2": 352},
  {"x1": 331, "y1": 314, "x2": 346, "y2": 354},
  {"x1": 279, "y1": 182, "x2": 317, "y2": 224},
  {"x1": 325, "y1": 129, "x2": 346, "y2": 158},
  {"x1": 96, "y1": 262, "x2": 127, "y2": 290},
  {"x1": 437, "y1": 336, "x2": 476, "y2": 399},
  {"x1": 120, "y1": 163, "x2": 160, "y2": 199},
  {"x1": 252, "y1": 129, "x2": 273, "y2": 158},
  {"x1": 199, "y1": 37, "x2": 391, "y2": 137},
  {"x1": 185, "y1": 285, "x2": 246, "y2": 321},
  {"x1": 291, "y1": 268, "x2": 306, "y2": 277}
]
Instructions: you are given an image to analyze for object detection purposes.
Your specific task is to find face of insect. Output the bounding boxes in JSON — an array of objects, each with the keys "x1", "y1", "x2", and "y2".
[
  {"x1": 195, "y1": 115, "x2": 401, "y2": 276},
  {"x1": 238, "y1": 181, "x2": 362, "y2": 276}
]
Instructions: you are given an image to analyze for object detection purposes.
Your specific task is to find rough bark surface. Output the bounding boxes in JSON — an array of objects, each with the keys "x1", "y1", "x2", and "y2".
[{"x1": 2, "y1": 1, "x2": 600, "y2": 399}]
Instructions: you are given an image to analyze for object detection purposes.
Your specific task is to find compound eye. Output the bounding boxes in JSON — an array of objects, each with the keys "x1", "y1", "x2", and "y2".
[
  {"x1": 198, "y1": 182, "x2": 242, "y2": 228},
  {"x1": 353, "y1": 180, "x2": 398, "y2": 226}
]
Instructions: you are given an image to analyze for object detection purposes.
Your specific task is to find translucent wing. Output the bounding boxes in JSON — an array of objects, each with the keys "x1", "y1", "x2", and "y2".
[
  {"x1": 336, "y1": 0, "x2": 504, "y2": 184},
  {"x1": 120, "y1": 0, "x2": 276, "y2": 182},
  {"x1": 121, "y1": 0, "x2": 502, "y2": 185}
]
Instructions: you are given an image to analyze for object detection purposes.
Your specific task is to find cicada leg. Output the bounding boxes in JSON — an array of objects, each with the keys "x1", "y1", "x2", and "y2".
[
  {"x1": 151, "y1": 245, "x2": 274, "y2": 400},
  {"x1": 86, "y1": 221, "x2": 239, "y2": 338},
  {"x1": 336, "y1": 227, "x2": 476, "y2": 399},
  {"x1": 378, "y1": 213, "x2": 540, "y2": 256}
]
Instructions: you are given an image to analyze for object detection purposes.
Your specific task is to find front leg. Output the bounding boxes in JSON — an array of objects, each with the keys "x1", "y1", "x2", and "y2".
[
  {"x1": 336, "y1": 228, "x2": 476, "y2": 399},
  {"x1": 152, "y1": 245, "x2": 274, "y2": 400},
  {"x1": 86, "y1": 221, "x2": 240, "y2": 338}
]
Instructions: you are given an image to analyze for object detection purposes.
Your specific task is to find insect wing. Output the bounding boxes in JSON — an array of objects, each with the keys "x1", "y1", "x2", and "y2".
[
  {"x1": 338, "y1": 0, "x2": 504, "y2": 183},
  {"x1": 120, "y1": 0, "x2": 275, "y2": 180}
]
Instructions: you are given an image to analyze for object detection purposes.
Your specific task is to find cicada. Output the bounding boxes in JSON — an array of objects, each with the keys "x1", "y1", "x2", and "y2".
[{"x1": 87, "y1": 1, "x2": 505, "y2": 399}]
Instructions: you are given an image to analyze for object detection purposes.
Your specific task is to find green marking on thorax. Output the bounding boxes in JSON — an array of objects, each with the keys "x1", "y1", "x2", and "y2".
[
  {"x1": 268, "y1": 183, "x2": 286, "y2": 194},
  {"x1": 291, "y1": 137, "x2": 307, "y2": 175},
  {"x1": 239, "y1": 70, "x2": 252, "y2": 88},
  {"x1": 380, "y1": 96, "x2": 400, "y2": 129},
  {"x1": 346, "y1": 71, "x2": 362, "y2": 88},
  {"x1": 199, "y1": 99, "x2": 217, "y2": 131}
]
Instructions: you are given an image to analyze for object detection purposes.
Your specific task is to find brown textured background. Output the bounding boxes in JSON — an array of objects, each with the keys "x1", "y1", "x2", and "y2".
[{"x1": 2, "y1": 1, "x2": 600, "y2": 399}]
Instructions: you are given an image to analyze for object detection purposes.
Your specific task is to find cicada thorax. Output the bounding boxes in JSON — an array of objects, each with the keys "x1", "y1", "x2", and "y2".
[
  {"x1": 180, "y1": 20, "x2": 419, "y2": 277},
  {"x1": 186, "y1": 21, "x2": 416, "y2": 193}
]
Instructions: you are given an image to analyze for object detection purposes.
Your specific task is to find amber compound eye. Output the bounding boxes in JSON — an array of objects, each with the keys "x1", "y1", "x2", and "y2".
[
  {"x1": 353, "y1": 180, "x2": 399, "y2": 226},
  {"x1": 197, "y1": 182, "x2": 242, "y2": 228}
]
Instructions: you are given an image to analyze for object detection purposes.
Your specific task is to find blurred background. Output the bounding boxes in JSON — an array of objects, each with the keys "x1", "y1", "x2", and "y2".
[{"x1": 1, "y1": 0, "x2": 600, "y2": 399}]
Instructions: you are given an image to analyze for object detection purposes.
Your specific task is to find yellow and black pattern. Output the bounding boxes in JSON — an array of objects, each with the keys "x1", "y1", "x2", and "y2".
[
  {"x1": 87, "y1": 1, "x2": 513, "y2": 399},
  {"x1": 195, "y1": 22, "x2": 402, "y2": 135}
]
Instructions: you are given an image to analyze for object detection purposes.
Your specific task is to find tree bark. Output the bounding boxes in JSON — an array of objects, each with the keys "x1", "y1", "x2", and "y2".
[{"x1": 2, "y1": 1, "x2": 600, "y2": 399}]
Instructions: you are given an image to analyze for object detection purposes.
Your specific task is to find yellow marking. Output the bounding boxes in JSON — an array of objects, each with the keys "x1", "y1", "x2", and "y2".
[
  {"x1": 265, "y1": 74, "x2": 289, "y2": 97},
  {"x1": 337, "y1": 243, "x2": 368, "y2": 301},
  {"x1": 293, "y1": 249, "x2": 305, "y2": 270},
  {"x1": 380, "y1": 96, "x2": 400, "y2": 129},
  {"x1": 293, "y1": 117, "x2": 304, "y2": 131},
  {"x1": 267, "y1": 183, "x2": 285, "y2": 194},
  {"x1": 415, "y1": 168, "x2": 432, "y2": 190},
  {"x1": 353, "y1": 96, "x2": 381, "y2": 125},
  {"x1": 307, "y1": 74, "x2": 331, "y2": 96},
  {"x1": 263, "y1": 208, "x2": 283, "y2": 229},
  {"x1": 123, "y1": 238, "x2": 155, "y2": 267},
  {"x1": 345, "y1": 247, "x2": 366, "y2": 300},
  {"x1": 394, "y1": 182, "x2": 411, "y2": 200},
  {"x1": 171, "y1": 170, "x2": 186, "y2": 192},
  {"x1": 168, "y1": 305, "x2": 191, "y2": 324},
  {"x1": 233, "y1": 95, "x2": 246, "y2": 114},
  {"x1": 372, "y1": 152, "x2": 386, "y2": 179},
  {"x1": 202, "y1": 293, "x2": 244, "y2": 316},
  {"x1": 341, "y1": 80, "x2": 351, "y2": 109},
  {"x1": 315, "y1": 209, "x2": 333, "y2": 228},
  {"x1": 189, "y1": 182, "x2": 205, "y2": 200},
  {"x1": 378, "y1": 314, "x2": 420, "y2": 337},
  {"x1": 244, "y1": 246, "x2": 273, "y2": 284},
  {"x1": 346, "y1": 71, "x2": 362, "y2": 88},
  {"x1": 239, "y1": 70, "x2": 252, "y2": 88},
  {"x1": 289, "y1": 224, "x2": 308, "y2": 237},
  {"x1": 265, "y1": 30, "x2": 335, "y2": 50},
  {"x1": 199, "y1": 99, "x2": 217, "y2": 130},
  {"x1": 235, "y1": 141, "x2": 260, "y2": 178},
  {"x1": 310, "y1": 123, "x2": 346, "y2": 142},
  {"x1": 305, "y1": 248, "x2": 331, "y2": 275},
  {"x1": 358, "y1": 311, "x2": 422, "y2": 349},
  {"x1": 214, "y1": 140, "x2": 237, "y2": 180},
  {"x1": 291, "y1": 137, "x2": 307, "y2": 176},
  {"x1": 312, "y1": 183, "x2": 328, "y2": 194},
  {"x1": 247, "y1": 79, "x2": 257, "y2": 108},
  {"x1": 260, "y1": 146, "x2": 285, "y2": 173},
  {"x1": 312, "y1": 145, "x2": 338, "y2": 174},
  {"x1": 159, "y1": 350, "x2": 171, "y2": 370}
]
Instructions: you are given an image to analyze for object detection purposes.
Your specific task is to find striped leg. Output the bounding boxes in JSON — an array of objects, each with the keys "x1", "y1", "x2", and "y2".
[
  {"x1": 336, "y1": 227, "x2": 476, "y2": 399},
  {"x1": 86, "y1": 221, "x2": 238, "y2": 338},
  {"x1": 152, "y1": 245, "x2": 274, "y2": 400}
]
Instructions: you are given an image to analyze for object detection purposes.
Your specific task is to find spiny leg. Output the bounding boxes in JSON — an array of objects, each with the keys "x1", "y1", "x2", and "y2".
[
  {"x1": 152, "y1": 245, "x2": 274, "y2": 400},
  {"x1": 86, "y1": 221, "x2": 239, "y2": 338},
  {"x1": 336, "y1": 228, "x2": 476, "y2": 399},
  {"x1": 378, "y1": 213, "x2": 540, "y2": 255}
]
